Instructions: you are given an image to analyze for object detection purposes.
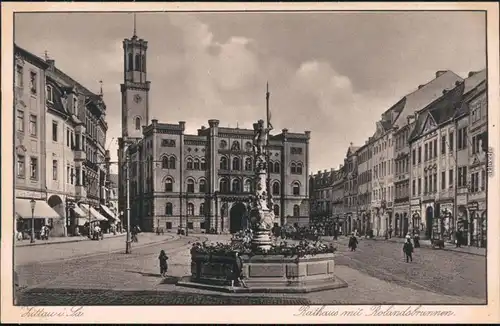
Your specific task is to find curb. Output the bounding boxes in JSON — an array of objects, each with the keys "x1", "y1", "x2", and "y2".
[
  {"x1": 368, "y1": 237, "x2": 486, "y2": 257},
  {"x1": 15, "y1": 234, "x2": 126, "y2": 248}
]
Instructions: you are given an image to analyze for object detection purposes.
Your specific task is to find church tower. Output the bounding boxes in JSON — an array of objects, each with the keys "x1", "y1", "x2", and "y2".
[{"x1": 120, "y1": 14, "x2": 150, "y2": 139}]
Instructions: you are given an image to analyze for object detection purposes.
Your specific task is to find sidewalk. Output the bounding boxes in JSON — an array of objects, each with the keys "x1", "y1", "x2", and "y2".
[
  {"x1": 369, "y1": 236, "x2": 486, "y2": 256},
  {"x1": 15, "y1": 232, "x2": 126, "y2": 247}
]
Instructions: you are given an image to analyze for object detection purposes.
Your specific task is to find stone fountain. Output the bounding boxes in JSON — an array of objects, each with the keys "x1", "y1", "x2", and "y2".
[{"x1": 176, "y1": 119, "x2": 347, "y2": 293}]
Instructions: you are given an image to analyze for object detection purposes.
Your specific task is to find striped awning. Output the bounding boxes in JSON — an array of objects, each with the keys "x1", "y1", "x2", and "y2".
[
  {"x1": 15, "y1": 199, "x2": 60, "y2": 219},
  {"x1": 80, "y1": 204, "x2": 107, "y2": 221},
  {"x1": 100, "y1": 204, "x2": 118, "y2": 221}
]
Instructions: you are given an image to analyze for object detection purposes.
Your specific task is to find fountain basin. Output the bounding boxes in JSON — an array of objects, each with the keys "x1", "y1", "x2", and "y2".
[{"x1": 176, "y1": 252, "x2": 348, "y2": 293}]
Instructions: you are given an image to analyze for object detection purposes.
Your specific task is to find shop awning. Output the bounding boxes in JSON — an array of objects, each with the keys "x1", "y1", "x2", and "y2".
[
  {"x1": 80, "y1": 204, "x2": 107, "y2": 221},
  {"x1": 100, "y1": 204, "x2": 118, "y2": 221},
  {"x1": 72, "y1": 206, "x2": 87, "y2": 218},
  {"x1": 15, "y1": 199, "x2": 60, "y2": 219}
]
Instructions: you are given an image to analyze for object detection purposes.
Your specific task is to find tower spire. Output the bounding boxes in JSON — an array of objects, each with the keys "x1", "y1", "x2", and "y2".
[{"x1": 133, "y1": 13, "x2": 137, "y2": 37}]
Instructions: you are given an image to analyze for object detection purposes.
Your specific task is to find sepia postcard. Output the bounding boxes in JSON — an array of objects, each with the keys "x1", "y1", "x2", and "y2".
[{"x1": 1, "y1": 2, "x2": 499, "y2": 324}]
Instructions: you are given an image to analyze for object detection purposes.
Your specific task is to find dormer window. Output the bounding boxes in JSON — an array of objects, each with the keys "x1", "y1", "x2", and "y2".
[{"x1": 46, "y1": 85, "x2": 53, "y2": 103}]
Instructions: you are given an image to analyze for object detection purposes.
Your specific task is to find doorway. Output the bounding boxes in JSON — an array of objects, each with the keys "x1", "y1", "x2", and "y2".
[
  {"x1": 229, "y1": 202, "x2": 247, "y2": 234},
  {"x1": 425, "y1": 206, "x2": 433, "y2": 238}
]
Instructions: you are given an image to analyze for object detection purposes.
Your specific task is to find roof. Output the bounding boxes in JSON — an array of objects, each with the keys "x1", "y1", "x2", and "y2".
[
  {"x1": 14, "y1": 44, "x2": 49, "y2": 69},
  {"x1": 463, "y1": 69, "x2": 487, "y2": 95},
  {"x1": 392, "y1": 70, "x2": 464, "y2": 129}
]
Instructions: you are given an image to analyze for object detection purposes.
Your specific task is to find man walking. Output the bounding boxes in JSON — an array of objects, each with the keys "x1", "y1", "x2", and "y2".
[{"x1": 403, "y1": 235, "x2": 414, "y2": 263}]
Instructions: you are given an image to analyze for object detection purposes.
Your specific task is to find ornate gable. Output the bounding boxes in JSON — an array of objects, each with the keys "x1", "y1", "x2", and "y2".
[{"x1": 421, "y1": 113, "x2": 437, "y2": 135}]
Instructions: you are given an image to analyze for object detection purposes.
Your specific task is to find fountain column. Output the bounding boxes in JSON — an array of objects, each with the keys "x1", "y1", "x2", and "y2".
[{"x1": 249, "y1": 120, "x2": 274, "y2": 251}]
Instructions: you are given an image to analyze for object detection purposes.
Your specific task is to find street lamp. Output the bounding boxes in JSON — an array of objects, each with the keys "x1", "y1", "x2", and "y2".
[{"x1": 29, "y1": 198, "x2": 36, "y2": 243}]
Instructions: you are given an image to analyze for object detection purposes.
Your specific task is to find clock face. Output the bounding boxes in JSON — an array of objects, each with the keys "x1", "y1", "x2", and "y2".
[{"x1": 134, "y1": 94, "x2": 142, "y2": 103}]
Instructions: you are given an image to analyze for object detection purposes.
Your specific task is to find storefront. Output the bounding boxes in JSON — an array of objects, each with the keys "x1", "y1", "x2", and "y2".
[
  {"x1": 15, "y1": 198, "x2": 60, "y2": 239},
  {"x1": 438, "y1": 201, "x2": 454, "y2": 242},
  {"x1": 410, "y1": 198, "x2": 421, "y2": 236},
  {"x1": 468, "y1": 200, "x2": 486, "y2": 248}
]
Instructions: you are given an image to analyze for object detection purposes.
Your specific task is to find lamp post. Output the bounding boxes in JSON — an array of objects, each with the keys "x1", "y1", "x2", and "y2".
[{"x1": 29, "y1": 199, "x2": 36, "y2": 243}]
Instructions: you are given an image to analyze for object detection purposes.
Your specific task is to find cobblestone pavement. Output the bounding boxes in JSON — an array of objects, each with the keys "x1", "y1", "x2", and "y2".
[
  {"x1": 14, "y1": 232, "x2": 178, "y2": 266},
  {"x1": 331, "y1": 237, "x2": 486, "y2": 300},
  {"x1": 17, "y1": 288, "x2": 309, "y2": 305}
]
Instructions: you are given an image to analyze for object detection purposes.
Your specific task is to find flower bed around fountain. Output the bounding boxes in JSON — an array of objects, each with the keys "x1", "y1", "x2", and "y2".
[{"x1": 177, "y1": 240, "x2": 348, "y2": 293}]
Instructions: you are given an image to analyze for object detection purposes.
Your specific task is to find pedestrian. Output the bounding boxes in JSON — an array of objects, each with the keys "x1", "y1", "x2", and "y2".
[
  {"x1": 231, "y1": 252, "x2": 247, "y2": 288},
  {"x1": 455, "y1": 230, "x2": 462, "y2": 248},
  {"x1": 348, "y1": 233, "x2": 358, "y2": 251},
  {"x1": 403, "y1": 235, "x2": 414, "y2": 263},
  {"x1": 158, "y1": 250, "x2": 169, "y2": 277},
  {"x1": 388, "y1": 226, "x2": 393, "y2": 239},
  {"x1": 413, "y1": 231, "x2": 420, "y2": 248}
]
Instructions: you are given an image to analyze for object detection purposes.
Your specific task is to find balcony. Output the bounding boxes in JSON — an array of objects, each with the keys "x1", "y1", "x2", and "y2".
[
  {"x1": 74, "y1": 149, "x2": 87, "y2": 161},
  {"x1": 75, "y1": 185, "x2": 87, "y2": 198}
]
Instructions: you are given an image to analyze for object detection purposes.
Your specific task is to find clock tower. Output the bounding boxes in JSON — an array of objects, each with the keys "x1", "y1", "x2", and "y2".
[{"x1": 120, "y1": 19, "x2": 150, "y2": 139}]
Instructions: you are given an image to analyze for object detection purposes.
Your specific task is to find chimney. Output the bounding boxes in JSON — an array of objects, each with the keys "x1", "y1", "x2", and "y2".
[
  {"x1": 468, "y1": 71, "x2": 477, "y2": 78},
  {"x1": 418, "y1": 85, "x2": 424, "y2": 89},
  {"x1": 47, "y1": 59, "x2": 55, "y2": 68},
  {"x1": 179, "y1": 121, "x2": 186, "y2": 131},
  {"x1": 435, "y1": 70, "x2": 447, "y2": 78},
  {"x1": 152, "y1": 119, "x2": 158, "y2": 125},
  {"x1": 442, "y1": 89, "x2": 448, "y2": 95}
]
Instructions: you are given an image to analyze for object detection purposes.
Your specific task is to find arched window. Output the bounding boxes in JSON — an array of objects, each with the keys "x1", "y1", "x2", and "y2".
[
  {"x1": 165, "y1": 203, "x2": 173, "y2": 216},
  {"x1": 232, "y1": 157, "x2": 240, "y2": 171},
  {"x1": 162, "y1": 156, "x2": 169, "y2": 169},
  {"x1": 168, "y1": 156, "x2": 176, "y2": 169},
  {"x1": 135, "y1": 117, "x2": 141, "y2": 130},
  {"x1": 272, "y1": 181, "x2": 280, "y2": 195},
  {"x1": 292, "y1": 182, "x2": 300, "y2": 196},
  {"x1": 186, "y1": 158, "x2": 193, "y2": 170},
  {"x1": 141, "y1": 54, "x2": 146, "y2": 72},
  {"x1": 220, "y1": 178, "x2": 229, "y2": 193},
  {"x1": 135, "y1": 54, "x2": 140, "y2": 71},
  {"x1": 245, "y1": 157, "x2": 252, "y2": 171},
  {"x1": 269, "y1": 161, "x2": 274, "y2": 173},
  {"x1": 274, "y1": 204, "x2": 280, "y2": 217},
  {"x1": 291, "y1": 163, "x2": 297, "y2": 174},
  {"x1": 232, "y1": 179, "x2": 241, "y2": 192},
  {"x1": 187, "y1": 203, "x2": 194, "y2": 216},
  {"x1": 296, "y1": 163, "x2": 303, "y2": 175},
  {"x1": 220, "y1": 156, "x2": 228, "y2": 170},
  {"x1": 231, "y1": 141, "x2": 240, "y2": 151},
  {"x1": 244, "y1": 179, "x2": 252, "y2": 192},
  {"x1": 187, "y1": 179, "x2": 195, "y2": 193},
  {"x1": 194, "y1": 158, "x2": 200, "y2": 170},
  {"x1": 165, "y1": 178, "x2": 173, "y2": 192},
  {"x1": 199, "y1": 203, "x2": 205, "y2": 216},
  {"x1": 200, "y1": 158, "x2": 206, "y2": 170},
  {"x1": 293, "y1": 205, "x2": 300, "y2": 217},
  {"x1": 199, "y1": 179, "x2": 206, "y2": 193},
  {"x1": 128, "y1": 53, "x2": 133, "y2": 71},
  {"x1": 274, "y1": 162, "x2": 280, "y2": 174}
]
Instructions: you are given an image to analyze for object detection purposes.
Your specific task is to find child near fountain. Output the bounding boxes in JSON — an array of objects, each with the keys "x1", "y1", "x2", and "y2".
[{"x1": 158, "y1": 250, "x2": 169, "y2": 277}]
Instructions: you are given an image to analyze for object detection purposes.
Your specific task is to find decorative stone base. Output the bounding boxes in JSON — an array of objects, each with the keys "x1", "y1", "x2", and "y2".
[{"x1": 176, "y1": 253, "x2": 348, "y2": 293}]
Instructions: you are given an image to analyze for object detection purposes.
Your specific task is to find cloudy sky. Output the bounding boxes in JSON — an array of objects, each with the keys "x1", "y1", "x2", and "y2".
[{"x1": 15, "y1": 11, "x2": 486, "y2": 174}]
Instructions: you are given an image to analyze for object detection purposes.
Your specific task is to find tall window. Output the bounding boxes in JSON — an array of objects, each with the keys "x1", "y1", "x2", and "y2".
[
  {"x1": 141, "y1": 55, "x2": 146, "y2": 72},
  {"x1": 169, "y1": 156, "x2": 176, "y2": 169},
  {"x1": 274, "y1": 205, "x2": 280, "y2": 217},
  {"x1": 293, "y1": 205, "x2": 300, "y2": 217},
  {"x1": 200, "y1": 158, "x2": 206, "y2": 170},
  {"x1": 441, "y1": 135, "x2": 446, "y2": 154},
  {"x1": 219, "y1": 178, "x2": 229, "y2": 192},
  {"x1": 424, "y1": 143, "x2": 428, "y2": 161},
  {"x1": 128, "y1": 53, "x2": 133, "y2": 71},
  {"x1": 193, "y1": 158, "x2": 200, "y2": 170},
  {"x1": 424, "y1": 176, "x2": 428, "y2": 194},
  {"x1": 135, "y1": 117, "x2": 141, "y2": 130},
  {"x1": 16, "y1": 110, "x2": 25, "y2": 132},
  {"x1": 52, "y1": 121, "x2": 58, "y2": 142},
  {"x1": 187, "y1": 203, "x2": 194, "y2": 216},
  {"x1": 417, "y1": 146, "x2": 422, "y2": 163},
  {"x1": 162, "y1": 156, "x2": 169, "y2": 169},
  {"x1": 433, "y1": 139, "x2": 438, "y2": 158},
  {"x1": 220, "y1": 157, "x2": 228, "y2": 170},
  {"x1": 30, "y1": 157, "x2": 38, "y2": 180},
  {"x1": 433, "y1": 173, "x2": 437, "y2": 193},
  {"x1": 46, "y1": 85, "x2": 53, "y2": 103},
  {"x1": 199, "y1": 179, "x2": 206, "y2": 193},
  {"x1": 458, "y1": 128, "x2": 468, "y2": 150},
  {"x1": 268, "y1": 161, "x2": 274, "y2": 173},
  {"x1": 412, "y1": 149, "x2": 416, "y2": 165},
  {"x1": 135, "y1": 54, "x2": 141, "y2": 71},
  {"x1": 292, "y1": 182, "x2": 300, "y2": 196},
  {"x1": 449, "y1": 169, "x2": 454, "y2": 188},
  {"x1": 244, "y1": 179, "x2": 251, "y2": 192},
  {"x1": 441, "y1": 171, "x2": 446, "y2": 190},
  {"x1": 449, "y1": 131, "x2": 454, "y2": 151},
  {"x1": 417, "y1": 178, "x2": 421, "y2": 195},
  {"x1": 15, "y1": 64, "x2": 23, "y2": 87},
  {"x1": 272, "y1": 181, "x2": 280, "y2": 195},
  {"x1": 30, "y1": 71, "x2": 37, "y2": 95},
  {"x1": 199, "y1": 203, "x2": 205, "y2": 216},
  {"x1": 232, "y1": 179, "x2": 241, "y2": 192},
  {"x1": 165, "y1": 178, "x2": 173, "y2": 192},
  {"x1": 274, "y1": 162, "x2": 280, "y2": 173},
  {"x1": 75, "y1": 167, "x2": 80, "y2": 185},
  {"x1": 52, "y1": 160, "x2": 58, "y2": 181},
  {"x1": 187, "y1": 179, "x2": 195, "y2": 193},
  {"x1": 165, "y1": 203, "x2": 173, "y2": 215},
  {"x1": 28, "y1": 115, "x2": 37, "y2": 136},
  {"x1": 296, "y1": 163, "x2": 303, "y2": 175},
  {"x1": 458, "y1": 167, "x2": 468, "y2": 187},
  {"x1": 245, "y1": 157, "x2": 252, "y2": 171},
  {"x1": 291, "y1": 163, "x2": 296, "y2": 174},
  {"x1": 17, "y1": 155, "x2": 25, "y2": 178},
  {"x1": 186, "y1": 158, "x2": 193, "y2": 170},
  {"x1": 232, "y1": 157, "x2": 240, "y2": 171},
  {"x1": 412, "y1": 180, "x2": 416, "y2": 196}
]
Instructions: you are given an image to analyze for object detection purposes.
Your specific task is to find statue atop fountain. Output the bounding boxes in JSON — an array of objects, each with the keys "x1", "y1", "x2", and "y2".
[{"x1": 249, "y1": 119, "x2": 275, "y2": 251}]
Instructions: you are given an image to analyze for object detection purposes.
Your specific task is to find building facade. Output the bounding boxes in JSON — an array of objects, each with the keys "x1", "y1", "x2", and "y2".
[
  {"x1": 356, "y1": 141, "x2": 372, "y2": 235},
  {"x1": 118, "y1": 30, "x2": 310, "y2": 233},
  {"x1": 343, "y1": 144, "x2": 359, "y2": 234}
]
